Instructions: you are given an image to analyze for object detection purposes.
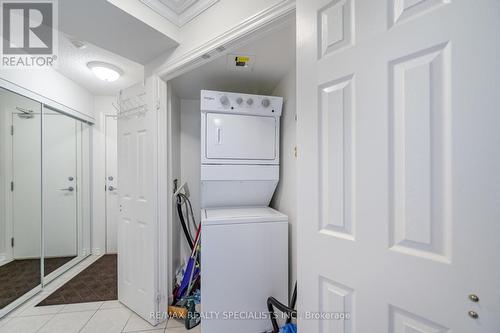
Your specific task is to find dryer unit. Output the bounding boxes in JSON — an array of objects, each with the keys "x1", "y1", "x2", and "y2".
[{"x1": 200, "y1": 90, "x2": 283, "y2": 208}]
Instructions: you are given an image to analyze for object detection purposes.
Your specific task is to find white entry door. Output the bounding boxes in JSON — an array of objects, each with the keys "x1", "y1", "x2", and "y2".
[
  {"x1": 117, "y1": 78, "x2": 163, "y2": 324},
  {"x1": 43, "y1": 113, "x2": 78, "y2": 258},
  {"x1": 297, "y1": 1, "x2": 500, "y2": 332},
  {"x1": 105, "y1": 115, "x2": 118, "y2": 254}
]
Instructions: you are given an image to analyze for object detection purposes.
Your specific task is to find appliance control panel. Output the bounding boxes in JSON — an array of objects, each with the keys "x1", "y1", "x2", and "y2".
[{"x1": 201, "y1": 90, "x2": 283, "y2": 116}]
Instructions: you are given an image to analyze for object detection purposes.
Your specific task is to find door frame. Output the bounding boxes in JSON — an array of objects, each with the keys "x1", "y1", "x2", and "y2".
[
  {"x1": 2, "y1": 109, "x2": 16, "y2": 266},
  {"x1": 104, "y1": 113, "x2": 118, "y2": 254}
]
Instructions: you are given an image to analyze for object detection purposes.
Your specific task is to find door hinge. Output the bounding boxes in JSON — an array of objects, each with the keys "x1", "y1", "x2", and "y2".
[
  {"x1": 11, "y1": 237, "x2": 14, "y2": 247},
  {"x1": 10, "y1": 181, "x2": 14, "y2": 191},
  {"x1": 156, "y1": 294, "x2": 161, "y2": 304},
  {"x1": 10, "y1": 125, "x2": 14, "y2": 135},
  {"x1": 294, "y1": 146, "x2": 298, "y2": 158}
]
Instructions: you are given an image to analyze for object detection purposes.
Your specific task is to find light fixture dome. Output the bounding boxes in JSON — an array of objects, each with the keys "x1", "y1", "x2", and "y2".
[{"x1": 87, "y1": 61, "x2": 123, "y2": 82}]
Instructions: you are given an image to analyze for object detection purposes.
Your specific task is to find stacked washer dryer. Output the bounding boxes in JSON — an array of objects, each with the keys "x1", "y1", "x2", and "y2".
[{"x1": 200, "y1": 90, "x2": 288, "y2": 333}]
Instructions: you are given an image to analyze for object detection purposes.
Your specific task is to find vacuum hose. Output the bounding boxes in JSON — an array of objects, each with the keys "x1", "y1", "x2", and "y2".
[{"x1": 176, "y1": 192, "x2": 198, "y2": 251}]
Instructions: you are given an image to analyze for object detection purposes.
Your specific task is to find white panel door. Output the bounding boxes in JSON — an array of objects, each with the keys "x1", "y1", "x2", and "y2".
[
  {"x1": 43, "y1": 113, "x2": 78, "y2": 258},
  {"x1": 117, "y1": 78, "x2": 159, "y2": 324},
  {"x1": 105, "y1": 115, "x2": 118, "y2": 254},
  {"x1": 297, "y1": 1, "x2": 500, "y2": 332}
]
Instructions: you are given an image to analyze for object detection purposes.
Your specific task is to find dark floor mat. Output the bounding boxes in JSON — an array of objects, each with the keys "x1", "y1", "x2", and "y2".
[
  {"x1": 45, "y1": 257, "x2": 76, "y2": 276},
  {"x1": 37, "y1": 254, "x2": 117, "y2": 306},
  {"x1": 0, "y1": 256, "x2": 75, "y2": 309}
]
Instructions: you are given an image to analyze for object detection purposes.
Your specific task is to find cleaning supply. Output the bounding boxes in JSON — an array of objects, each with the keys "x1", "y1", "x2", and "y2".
[
  {"x1": 184, "y1": 299, "x2": 201, "y2": 329},
  {"x1": 280, "y1": 323, "x2": 297, "y2": 333},
  {"x1": 176, "y1": 224, "x2": 201, "y2": 300},
  {"x1": 168, "y1": 305, "x2": 188, "y2": 319}
]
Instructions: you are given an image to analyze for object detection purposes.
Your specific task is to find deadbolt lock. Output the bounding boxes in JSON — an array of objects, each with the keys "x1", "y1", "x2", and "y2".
[{"x1": 469, "y1": 294, "x2": 479, "y2": 303}]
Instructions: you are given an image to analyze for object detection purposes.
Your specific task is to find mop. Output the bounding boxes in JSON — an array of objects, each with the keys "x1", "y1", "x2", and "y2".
[{"x1": 176, "y1": 224, "x2": 201, "y2": 300}]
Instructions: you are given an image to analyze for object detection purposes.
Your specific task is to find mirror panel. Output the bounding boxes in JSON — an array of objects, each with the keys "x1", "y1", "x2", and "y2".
[
  {"x1": 43, "y1": 111, "x2": 78, "y2": 276},
  {"x1": 42, "y1": 109, "x2": 91, "y2": 279},
  {"x1": 0, "y1": 88, "x2": 42, "y2": 310},
  {"x1": 0, "y1": 87, "x2": 92, "y2": 316}
]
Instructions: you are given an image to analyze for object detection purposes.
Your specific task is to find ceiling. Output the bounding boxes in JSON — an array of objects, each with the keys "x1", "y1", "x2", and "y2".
[
  {"x1": 170, "y1": 21, "x2": 295, "y2": 99},
  {"x1": 58, "y1": 0, "x2": 178, "y2": 64},
  {"x1": 56, "y1": 33, "x2": 144, "y2": 96},
  {"x1": 141, "y1": 0, "x2": 219, "y2": 27},
  {"x1": 158, "y1": 0, "x2": 199, "y2": 13}
]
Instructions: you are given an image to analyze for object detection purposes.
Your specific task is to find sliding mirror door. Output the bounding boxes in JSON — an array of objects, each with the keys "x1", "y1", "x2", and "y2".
[
  {"x1": 0, "y1": 88, "x2": 42, "y2": 313},
  {"x1": 42, "y1": 108, "x2": 91, "y2": 281}
]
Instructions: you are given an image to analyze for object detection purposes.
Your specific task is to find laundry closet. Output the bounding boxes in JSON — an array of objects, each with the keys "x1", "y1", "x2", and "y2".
[{"x1": 166, "y1": 17, "x2": 296, "y2": 332}]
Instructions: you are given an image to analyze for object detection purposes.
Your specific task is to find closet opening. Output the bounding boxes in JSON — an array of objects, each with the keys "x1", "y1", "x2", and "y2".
[{"x1": 164, "y1": 14, "x2": 297, "y2": 332}]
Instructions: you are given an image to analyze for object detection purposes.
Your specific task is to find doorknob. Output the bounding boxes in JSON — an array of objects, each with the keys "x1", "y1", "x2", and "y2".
[
  {"x1": 58, "y1": 186, "x2": 74, "y2": 192},
  {"x1": 468, "y1": 310, "x2": 479, "y2": 319},
  {"x1": 108, "y1": 185, "x2": 117, "y2": 191}
]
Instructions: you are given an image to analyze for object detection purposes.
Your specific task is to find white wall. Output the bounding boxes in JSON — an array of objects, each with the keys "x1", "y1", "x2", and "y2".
[
  {"x1": 146, "y1": 0, "x2": 292, "y2": 75},
  {"x1": 179, "y1": 99, "x2": 201, "y2": 260},
  {"x1": 92, "y1": 96, "x2": 118, "y2": 255},
  {"x1": 0, "y1": 68, "x2": 94, "y2": 118},
  {"x1": 270, "y1": 68, "x2": 297, "y2": 291}
]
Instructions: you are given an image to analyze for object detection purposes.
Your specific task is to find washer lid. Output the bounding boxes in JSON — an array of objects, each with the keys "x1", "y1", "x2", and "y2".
[{"x1": 202, "y1": 207, "x2": 288, "y2": 225}]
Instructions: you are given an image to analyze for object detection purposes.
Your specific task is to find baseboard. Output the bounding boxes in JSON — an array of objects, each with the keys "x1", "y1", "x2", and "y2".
[{"x1": 0, "y1": 253, "x2": 12, "y2": 267}]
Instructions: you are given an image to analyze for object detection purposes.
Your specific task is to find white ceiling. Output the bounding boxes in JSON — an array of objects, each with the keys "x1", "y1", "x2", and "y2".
[
  {"x1": 58, "y1": 0, "x2": 178, "y2": 64},
  {"x1": 141, "y1": 0, "x2": 219, "y2": 27},
  {"x1": 56, "y1": 33, "x2": 144, "y2": 96},
  {"x1": 170, "y1": 22, "x2": 296, "y2": 100},
  {"x1": 160, "y1": 0, "x2": 198, "y2": 13}
]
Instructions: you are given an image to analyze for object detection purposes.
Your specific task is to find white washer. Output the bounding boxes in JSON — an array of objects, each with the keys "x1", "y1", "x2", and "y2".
[{"x1": 201, "y1": 207, "x2": 288, "y2": 333}]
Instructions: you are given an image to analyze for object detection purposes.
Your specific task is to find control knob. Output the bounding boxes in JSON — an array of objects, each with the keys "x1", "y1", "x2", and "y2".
[
  {"x1": 220, "y1": 95, "x2": 230, "y2": 106},
  {"x1": 246, "y1": 98, "x2": 254, "y2": 106},
  {"x1": 236, "y1": 97, "x2": 243, "y2": 105},
  {"x1": 261, "y1": 98, "x2": 270, "y2": 108}
]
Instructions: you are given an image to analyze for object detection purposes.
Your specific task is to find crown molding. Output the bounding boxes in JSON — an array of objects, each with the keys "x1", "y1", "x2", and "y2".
[{"x1": 140, "y1": 0, "x2": 219, "y2": 27}]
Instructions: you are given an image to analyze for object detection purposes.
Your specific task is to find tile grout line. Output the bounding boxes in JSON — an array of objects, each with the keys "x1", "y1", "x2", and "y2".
[
  {"x1": 76, "y1": 307, "x2": 101, "y2": 333},
  {"x1": 120, "y1": 311, "x2": 134, "y2": 333},
  {"x1": 32, "y1": 313, "x2": 57, "y2": 333}
]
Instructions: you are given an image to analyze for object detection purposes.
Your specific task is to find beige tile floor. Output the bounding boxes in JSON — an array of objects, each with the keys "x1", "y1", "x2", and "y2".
[{"x1": 0, "y1": 255, "x2": 198, "y2": 333}]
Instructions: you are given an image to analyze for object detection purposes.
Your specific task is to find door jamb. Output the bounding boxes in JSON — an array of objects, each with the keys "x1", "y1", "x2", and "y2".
[{"x1": 104, "y1": 113, "x2": 118, "y2": 254}]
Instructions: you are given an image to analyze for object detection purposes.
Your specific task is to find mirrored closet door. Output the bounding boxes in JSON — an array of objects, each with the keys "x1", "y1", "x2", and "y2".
[
  {"x1": 42, "y1": 108, "x2": 91, "y2": 282},
  {"x1": 0, "y1": 87, "x2": 92, "y2": 317},
  {"x1": 0, "y1": 88, "x2": 42, "y2": 312}
]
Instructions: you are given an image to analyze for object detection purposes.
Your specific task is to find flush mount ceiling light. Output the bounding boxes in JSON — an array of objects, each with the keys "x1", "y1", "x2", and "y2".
[{"x1": 87, "y1": 61, "x2": 123, "y2": 82}]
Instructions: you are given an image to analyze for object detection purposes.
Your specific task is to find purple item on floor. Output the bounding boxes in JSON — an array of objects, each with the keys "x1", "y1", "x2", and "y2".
[{"x1": 281, "y1": 323, "x2": 297, "y2": 333}]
